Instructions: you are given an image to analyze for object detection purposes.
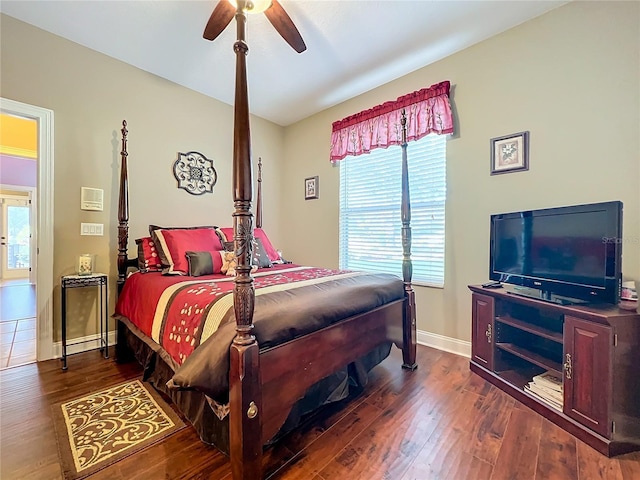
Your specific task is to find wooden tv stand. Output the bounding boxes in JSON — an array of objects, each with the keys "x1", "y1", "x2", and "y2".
[{"x1": 469, "y1": 285, "x2": 640, "y2": 457}]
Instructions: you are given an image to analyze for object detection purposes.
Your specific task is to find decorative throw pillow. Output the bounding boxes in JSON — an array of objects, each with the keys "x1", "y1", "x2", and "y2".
[
  {"x1": 252, "y1": 237, "x2": 273, "y2": 268},
  {"x1": 217, "y1": 227, "x2": 282, "y2": 263},
  {"x1": 185, "y1": 250, "x2": 224, "y2": 277},
  {"x1": 149, "y1": 224, "x2": 217, "y2": 236},
  {"x1": 214, "y1": 227, "x2": 231, "y2": 245},
  {"x1": 220, "y1": 237, "x2": 271, "y2": 268},
  {"x1": 135, "y1": 237, "x2": 163, "y2": 273},
  {"x1": 152, "y1": 227, "x2": 223, "y2": 275}
]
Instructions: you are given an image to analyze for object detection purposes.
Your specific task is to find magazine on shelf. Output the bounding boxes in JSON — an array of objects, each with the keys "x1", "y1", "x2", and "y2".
[
  {"x1": 533, "y1": 371, "x2": 563, "y2": 392},
  {"x1": 527, "y1": 382, "x2": 563, "y2": 404},
  {"x1": 524, "y1": 385, "x2": 563, "y2": 412}
]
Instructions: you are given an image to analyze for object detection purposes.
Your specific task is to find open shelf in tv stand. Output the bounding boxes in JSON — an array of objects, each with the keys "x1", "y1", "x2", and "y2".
[
  {"x1": 469, "y1": 284, "x2": 640, "y2": 457},
  {"x1": 506, "y1": 287, "x2": 589, "y2": 306}
]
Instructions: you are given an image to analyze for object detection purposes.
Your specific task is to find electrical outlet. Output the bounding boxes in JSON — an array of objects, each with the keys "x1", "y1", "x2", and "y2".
[{"x1": 81, "y1": 223, "x2": 104, "y2": 236}]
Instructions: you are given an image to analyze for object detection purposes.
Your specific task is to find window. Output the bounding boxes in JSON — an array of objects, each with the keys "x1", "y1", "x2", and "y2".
[{"x1": 339, "y1": 134, "x2": 446, "y2": 286}]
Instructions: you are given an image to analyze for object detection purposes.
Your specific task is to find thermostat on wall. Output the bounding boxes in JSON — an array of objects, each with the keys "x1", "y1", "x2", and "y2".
[{"x1": 81, "y1": 187, "x2": 104, "y2": 211}]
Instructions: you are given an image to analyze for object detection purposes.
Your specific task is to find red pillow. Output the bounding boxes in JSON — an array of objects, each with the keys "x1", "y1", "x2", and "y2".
[
  {"x1": 153, "y1": 228, "x2": 223, "y2": 275},
  {"x1": 217, "y1": 227, "x2": 281, "y2": 263},
  {"x1": 135, "y1": 237, "x2": 163, "y2": 272}
]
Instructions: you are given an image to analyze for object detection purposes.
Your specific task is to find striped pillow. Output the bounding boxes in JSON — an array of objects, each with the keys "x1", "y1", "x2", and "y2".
[{"x1": 185, "y1": 250, "x2": 224, "y2": 277}]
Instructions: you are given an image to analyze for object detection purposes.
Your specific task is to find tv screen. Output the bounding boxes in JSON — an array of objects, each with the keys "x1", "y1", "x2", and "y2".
[{"x1": 490, "y1": 201, "x2": 622, "y2": 304}]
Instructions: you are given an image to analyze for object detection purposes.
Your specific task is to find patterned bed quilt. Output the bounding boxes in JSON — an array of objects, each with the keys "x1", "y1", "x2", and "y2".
[{"x1": 115, "y1": 264, "x2": 404, "y2": 402}]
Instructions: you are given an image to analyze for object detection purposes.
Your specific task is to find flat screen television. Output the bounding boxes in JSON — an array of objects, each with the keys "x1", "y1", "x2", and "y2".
[{"x1": 489, "y1": 201, "x2": 622, "y2": 305}]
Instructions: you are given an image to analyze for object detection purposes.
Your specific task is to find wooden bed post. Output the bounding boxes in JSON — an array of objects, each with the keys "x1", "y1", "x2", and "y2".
[
  {"x1": 400, "y1": 110, "x2": 417, "y2": 370},
  {"x1": 116, "y1": 119, "x2": 132, "y2": 362},
  {"x1": 256, "y1": 157, "x2": 262, "y2": 229},
  {"x1": 117, "y1": 120, "x2": 129, "y2": 295},
  {"x1": 229, "y1": 3, "x2": 263, "y2": 479}
]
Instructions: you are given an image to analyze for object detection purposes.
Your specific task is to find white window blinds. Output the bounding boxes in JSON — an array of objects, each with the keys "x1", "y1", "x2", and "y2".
[{"x1": 339, "y1": 134, "x2": 446, "y2": 287}]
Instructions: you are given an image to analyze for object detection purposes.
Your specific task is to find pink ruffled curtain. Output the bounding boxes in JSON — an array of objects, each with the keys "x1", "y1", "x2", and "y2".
[{"x1": 330, "y1": 81, "x2": 454, "y2": 161}]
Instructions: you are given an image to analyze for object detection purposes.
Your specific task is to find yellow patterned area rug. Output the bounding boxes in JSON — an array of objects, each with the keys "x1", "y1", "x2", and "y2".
[{"x1": 52, "y1": 379, "x2": 186, "y2": 480}]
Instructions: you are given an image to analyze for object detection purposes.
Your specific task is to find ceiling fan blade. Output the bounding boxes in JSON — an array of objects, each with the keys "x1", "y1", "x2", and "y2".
[
  {"x1": 203, "y1": 0, "x2": 236, "y2": 41},
  {"x1": 264, "y1": 0, "x2": 307, "y2": 53}
]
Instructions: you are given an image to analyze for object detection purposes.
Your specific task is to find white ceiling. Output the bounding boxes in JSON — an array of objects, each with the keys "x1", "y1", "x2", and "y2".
[{"x1": 1, "y1": 0, "x2": 567, "y2": 126}]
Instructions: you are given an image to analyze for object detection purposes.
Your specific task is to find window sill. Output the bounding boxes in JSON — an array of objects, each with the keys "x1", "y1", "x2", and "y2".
[{"x1": 412, "y1": 281, "x2": 444, "y2": 289}]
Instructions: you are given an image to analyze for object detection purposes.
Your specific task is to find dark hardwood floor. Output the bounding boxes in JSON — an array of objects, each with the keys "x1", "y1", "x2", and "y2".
[{"x1": 1, "y1": 344, "x2": 639, "y2": 479}]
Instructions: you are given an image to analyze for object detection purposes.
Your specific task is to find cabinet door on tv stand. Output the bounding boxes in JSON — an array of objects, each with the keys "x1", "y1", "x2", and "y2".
[
  {"x1": 563, "y1": 316, "x2": 612, "y2": 438},
  {"x1": 472, "y1": 293, "x2": 495, "y2": 371}
]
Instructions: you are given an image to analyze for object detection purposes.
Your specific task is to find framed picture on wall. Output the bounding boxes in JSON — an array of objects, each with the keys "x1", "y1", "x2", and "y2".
[
  {"x1": 305, "y1": 176, "x2": 319, "y2": 200},
  {"x1": 490, "y1": 131, "x2": 529, "y2": 175}
]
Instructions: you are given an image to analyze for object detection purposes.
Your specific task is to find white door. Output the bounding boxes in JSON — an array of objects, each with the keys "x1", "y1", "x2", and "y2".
[{"x1": 0, "y1": 196, "x2": 31, "y2": 279}]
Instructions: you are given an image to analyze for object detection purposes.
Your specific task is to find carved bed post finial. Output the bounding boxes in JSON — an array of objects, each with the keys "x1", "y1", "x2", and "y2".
[
  {"x1": 117, "y1": 120, "x2": 129, "y2": 294},
  {"x1": 400, "y1": 109, "x2": 417, "y2": 370},
  {"x1": 228, "y1": 2, "x2": 263, "y2": 479},
  {"x1": 256, "y1": 157, "x2": 263, "y2": 229}
]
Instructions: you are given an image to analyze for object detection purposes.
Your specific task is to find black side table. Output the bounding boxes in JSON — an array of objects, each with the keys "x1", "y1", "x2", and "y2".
[{"x1": 61, "y1": 273, "x2": 108, "y2": 370}]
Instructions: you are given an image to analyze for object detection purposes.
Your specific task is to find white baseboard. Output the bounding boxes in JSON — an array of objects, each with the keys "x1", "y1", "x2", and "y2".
[
  {"x1": 53, "y1": 331, "x2": 117, "y2": 358},
  {"x1": 417, "y1": 329, "x2": 471, "y2": 358}
]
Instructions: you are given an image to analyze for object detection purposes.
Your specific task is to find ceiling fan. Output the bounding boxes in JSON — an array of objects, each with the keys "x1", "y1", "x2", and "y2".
[{"x1": 203, "y1": 0, "x2": 306, "y2": 53}]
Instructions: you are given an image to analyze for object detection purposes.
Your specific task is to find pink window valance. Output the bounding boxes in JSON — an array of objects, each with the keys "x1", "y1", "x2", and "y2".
[{"x1": 330, "y1": 81, "x2": 454, "y2": 161}]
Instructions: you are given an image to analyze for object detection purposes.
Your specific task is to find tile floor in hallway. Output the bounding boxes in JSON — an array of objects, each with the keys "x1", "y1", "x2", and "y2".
[
  {"x1": 0, "y1": 278, "x2": 37, "y2": 369},
  {"x1": 0, "y1": 317, "x2": 36, "y2": 368}
]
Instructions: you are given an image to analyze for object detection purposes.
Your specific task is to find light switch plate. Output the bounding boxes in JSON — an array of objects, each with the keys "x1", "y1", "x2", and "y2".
[{"x1": 81, "y1": 223, "x2": 104, "y2": 236}]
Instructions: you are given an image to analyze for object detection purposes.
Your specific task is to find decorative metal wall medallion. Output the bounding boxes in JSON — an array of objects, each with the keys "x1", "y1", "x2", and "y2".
[{"x1": 173, "y1": 151, "x2": 217, "y2": 195}]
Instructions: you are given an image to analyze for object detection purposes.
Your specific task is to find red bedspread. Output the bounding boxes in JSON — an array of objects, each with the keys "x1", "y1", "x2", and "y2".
[
  {"x1": 116, "y1": 265, "x2": 361, "y2": 365},
  {"x1": 117, "y1": 265, "x2": 405, "y2": 402}
]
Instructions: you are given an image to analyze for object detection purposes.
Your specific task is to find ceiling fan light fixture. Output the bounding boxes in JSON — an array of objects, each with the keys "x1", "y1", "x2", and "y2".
[{"x1": 228, "y1": 0, "x2": 273, "y2": 14}]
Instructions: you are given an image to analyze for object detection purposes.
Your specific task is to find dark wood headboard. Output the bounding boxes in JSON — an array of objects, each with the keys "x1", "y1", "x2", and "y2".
[{"x1": 115, "y1": 121, "x2": 264, "y2": 294}]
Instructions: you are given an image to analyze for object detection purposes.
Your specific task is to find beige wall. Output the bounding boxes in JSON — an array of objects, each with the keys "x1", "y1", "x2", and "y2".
[
  {"x1": 2, "y1": 1, "x2": 638, "y2": 347},
  {"x1": 1, "y1": 15, "x2": 285, "y2": 341},
  {"x1": 280, "y1": 1, "x2": 640, "y2": 342}
]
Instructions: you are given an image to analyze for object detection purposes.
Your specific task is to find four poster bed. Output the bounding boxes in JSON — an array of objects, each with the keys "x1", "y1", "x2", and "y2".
[
  {"x1": 114, "y1": 114, "x2": 417, "y2": 478},
  {"x1": 113, "y1": 4, "x2": 421, "y2": 480}
]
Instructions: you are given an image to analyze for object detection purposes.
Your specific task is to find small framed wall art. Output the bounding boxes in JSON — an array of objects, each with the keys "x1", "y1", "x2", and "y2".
[
  {"x1": 490, "y1": 131, "x2": 529, "y2": 175},
  {"x1": 305, "y1": 176, "x2": 319, "y2": 200}
]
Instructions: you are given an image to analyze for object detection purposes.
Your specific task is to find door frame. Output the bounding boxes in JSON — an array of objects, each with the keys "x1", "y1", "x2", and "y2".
[
  {"x1": 1, "y1": 98, "x2": 54, "y2": 361},
  {"x1": 0, "y1": 189, "x2": 34, "y2": 280}
]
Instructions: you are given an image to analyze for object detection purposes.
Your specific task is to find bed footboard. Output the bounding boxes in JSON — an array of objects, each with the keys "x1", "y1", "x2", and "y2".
[{"x1": 260, "y1": 301, "x2": 404, "y2": 442}]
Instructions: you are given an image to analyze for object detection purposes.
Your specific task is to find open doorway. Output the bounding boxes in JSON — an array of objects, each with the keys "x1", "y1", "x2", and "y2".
[
  {"x1": 1, "y1": 114, "x2": 37, "y2": 368},
  {"x1": 0, "y1": 99, "x2": 54, "y2": 368},
  {"x1": 1, "y1": 190, "x2": 37, "y2": 368}
]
